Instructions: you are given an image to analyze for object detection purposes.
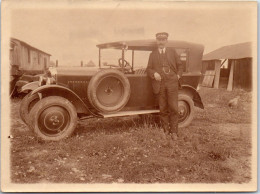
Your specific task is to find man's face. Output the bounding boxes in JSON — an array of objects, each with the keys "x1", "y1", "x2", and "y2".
[{"x1": 156, "y1": 38, "x2": 168, "y2": 49}]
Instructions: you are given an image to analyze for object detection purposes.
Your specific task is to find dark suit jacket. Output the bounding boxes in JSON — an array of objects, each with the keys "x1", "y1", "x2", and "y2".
[{"x1": 146, "y1": 47, "x2": 184, "y2": 94}]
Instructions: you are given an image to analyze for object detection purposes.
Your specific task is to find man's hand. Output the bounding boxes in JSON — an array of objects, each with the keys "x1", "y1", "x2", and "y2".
[
  {"x1": 177, "y1": 75, "x2": 180, "y2": 80},
  {"x1": 154, "y1": 72, "x2": 161, "y2": 81}
]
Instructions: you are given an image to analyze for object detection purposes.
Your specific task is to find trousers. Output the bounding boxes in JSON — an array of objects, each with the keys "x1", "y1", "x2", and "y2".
[{"x1": 158, "y1": 75, "x2": 179, "y2": 134}]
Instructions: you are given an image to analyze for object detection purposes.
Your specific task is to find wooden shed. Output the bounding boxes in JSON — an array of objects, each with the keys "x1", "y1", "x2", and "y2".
[
  {"x1": 10, "y1": 38, "x2": 52, "y2": 96},
  {"x1": 10, "y1": 38, "x2": 51, "y2": 75},
  {"x1": 201, "y1": 42, "x2": 252, "y2": 91}
]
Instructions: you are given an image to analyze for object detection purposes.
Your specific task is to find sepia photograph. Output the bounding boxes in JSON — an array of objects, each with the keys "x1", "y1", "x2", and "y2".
[{"x1": 1, "y1": 0, "x2": 257, "y2": 192}]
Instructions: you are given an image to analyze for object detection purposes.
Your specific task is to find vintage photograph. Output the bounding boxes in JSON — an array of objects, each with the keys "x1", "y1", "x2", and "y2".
[{"x1": 1, "y1": 0, "x2": 257, "y2": 192}]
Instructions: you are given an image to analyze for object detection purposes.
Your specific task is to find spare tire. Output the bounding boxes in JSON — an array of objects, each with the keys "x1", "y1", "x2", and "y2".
[{"x1": 88, "y1": 69, "x2": 131, "y2": 113}]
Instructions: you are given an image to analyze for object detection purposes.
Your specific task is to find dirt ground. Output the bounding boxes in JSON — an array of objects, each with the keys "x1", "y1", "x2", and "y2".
[{"x1": 9, "y1": 87, "x2": 252, "y2": 183}]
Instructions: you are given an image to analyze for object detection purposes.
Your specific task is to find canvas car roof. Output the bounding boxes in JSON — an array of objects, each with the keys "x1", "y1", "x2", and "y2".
[
  {"x1": 97, "y1": 39, "x2": 204, "y2": 52},
  {"x1": 97, "y1": 39, "x2": 204, "y2": 72}
]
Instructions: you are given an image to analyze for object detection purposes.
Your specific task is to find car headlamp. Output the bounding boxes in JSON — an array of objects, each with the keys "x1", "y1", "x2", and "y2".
[
  {"x1": 48, "y1": 67, "x2": 57, "y2": 77},
  {"x1": 38, "y1": 75, "x2": 43, "y2": 86},
  {"x1": 46, "y1": 77, "x2": 51, "y2": 85},
  {"x1": 46, "y1": 67, "x2": 57, "y2": 83}
]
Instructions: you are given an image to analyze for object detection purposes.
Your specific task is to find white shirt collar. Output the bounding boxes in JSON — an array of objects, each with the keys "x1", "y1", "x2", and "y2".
[{"x1": 158, "y1": 47, "x2": 166, "y2": 53}]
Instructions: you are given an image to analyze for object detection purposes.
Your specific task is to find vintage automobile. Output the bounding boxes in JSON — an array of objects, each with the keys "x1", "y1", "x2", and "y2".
[{"x1": 20, "y1": 40, "x2": 204, "y2": 141}]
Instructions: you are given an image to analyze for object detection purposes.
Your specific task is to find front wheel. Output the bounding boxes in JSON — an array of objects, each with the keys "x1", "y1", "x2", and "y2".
[
  {"x1": 29, "y1": 96, "x2": 78, "y2": 141},
  {"x1": 20, "y1": 92, "x2": 39, "y2": 125},
  {"x1": 178, "y1": 94, "x2": 194, "y2": 128}
]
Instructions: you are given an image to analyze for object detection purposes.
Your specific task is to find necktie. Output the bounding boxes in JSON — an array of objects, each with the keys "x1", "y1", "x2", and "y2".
[{"x1": 161, "y1": 49, "x2": 165, "y2": 66}]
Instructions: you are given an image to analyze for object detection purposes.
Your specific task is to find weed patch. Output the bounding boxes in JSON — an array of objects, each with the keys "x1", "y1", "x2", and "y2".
[{"x1": 10, "y1": 87, "x2": 252, "y2": 183}]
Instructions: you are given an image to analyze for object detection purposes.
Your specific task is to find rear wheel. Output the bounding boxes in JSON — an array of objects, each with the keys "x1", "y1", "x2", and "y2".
[
  {"x1": 139, "y1": 93, "x2": 194, "y2": 128},
  {"x1": 29, "y1": 96, "x2": 78, "y2": 141},
  {"x1": 178, "y1": 94, "x2": 194, "y2": 128}
]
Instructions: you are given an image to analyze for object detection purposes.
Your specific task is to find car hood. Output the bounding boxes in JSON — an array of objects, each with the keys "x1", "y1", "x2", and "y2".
[{"x1": 54, "y1": 66, "x2": 100, "y2": 76}]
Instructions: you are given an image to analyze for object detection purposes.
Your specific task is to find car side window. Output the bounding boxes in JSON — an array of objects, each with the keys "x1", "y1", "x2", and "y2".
[{"x1": 175, "y1": 48, "x2": 189, "y2": 72}]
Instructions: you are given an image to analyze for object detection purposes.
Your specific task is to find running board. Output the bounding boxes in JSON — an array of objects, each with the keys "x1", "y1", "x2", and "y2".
[{"x1": 101, "y1": 109, "x2": 160, "y2": 118}]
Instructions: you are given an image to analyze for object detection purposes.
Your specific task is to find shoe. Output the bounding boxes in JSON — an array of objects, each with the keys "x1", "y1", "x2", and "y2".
[
  {"x1": 161, "y1": 132, "x2": 167, "y2": 142},
  {"x1": 161, "y1": 133, "x2": 173, "y2": 147},
  {"x1": 170, "y1": 133, "x2": 178, "y2": 141},
  {"x1": 167, "y1": 136, "x2": 174, "y2": 148}
]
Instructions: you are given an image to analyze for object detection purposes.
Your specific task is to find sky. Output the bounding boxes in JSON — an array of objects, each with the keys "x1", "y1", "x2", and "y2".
[{"x1": 10, "y1": 2, "x2": 256, "y2": 67}]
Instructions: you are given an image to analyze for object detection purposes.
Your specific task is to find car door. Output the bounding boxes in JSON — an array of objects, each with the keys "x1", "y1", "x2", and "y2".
[{"x1": 124, "y1": 72, "x2": 157, "y2": 110}]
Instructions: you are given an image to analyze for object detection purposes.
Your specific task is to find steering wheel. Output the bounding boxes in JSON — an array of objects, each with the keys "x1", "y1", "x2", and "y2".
[{"x1": 118, "y1": 58, "x2": 130, "y2": 68}]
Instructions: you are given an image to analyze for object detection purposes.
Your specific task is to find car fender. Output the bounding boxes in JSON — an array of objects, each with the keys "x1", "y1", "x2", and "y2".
[
  {"x1": 20, "y1": 81, "x2": 40, "y2": 93},
  {"x1": 180, "y1": 85, "x2": 204, "y2": 109},
  {"x1": 31, "y1": 84, "x2": 100, "y2": 116}
]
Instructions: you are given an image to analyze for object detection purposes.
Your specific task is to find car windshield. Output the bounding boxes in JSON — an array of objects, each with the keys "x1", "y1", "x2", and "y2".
[
  {"x1": 100, "y1": 49, "x2": 151, "y2": 69},
  {"x1": 100, "y1": 48, "x2": 188, "y2": 71}
]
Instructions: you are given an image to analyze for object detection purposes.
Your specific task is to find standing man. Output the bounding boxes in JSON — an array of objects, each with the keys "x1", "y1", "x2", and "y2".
[{"x1": 147, "y1": 32, "x2": 183, "y2": 142}]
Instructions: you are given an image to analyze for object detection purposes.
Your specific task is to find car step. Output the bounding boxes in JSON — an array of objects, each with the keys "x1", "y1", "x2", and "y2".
[{"x1": 101, "y1": 109, "x2": 160, "y2": 118}]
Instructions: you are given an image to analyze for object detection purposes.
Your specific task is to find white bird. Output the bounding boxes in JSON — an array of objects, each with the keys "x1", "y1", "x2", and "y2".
[{"x1": 228, "y1": 96, "x2": 240, "y2": 108}]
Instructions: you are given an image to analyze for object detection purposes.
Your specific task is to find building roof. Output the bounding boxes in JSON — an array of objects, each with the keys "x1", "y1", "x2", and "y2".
[
  {"x1": 11, "y1": 38, "x2": 51, "y2": 56},
  {"x1": 203, "y1": 42, "x2": 252, "y2": 60},
  {"x1": 97, "y1": 39, "x2": 204, "y2": 51}
]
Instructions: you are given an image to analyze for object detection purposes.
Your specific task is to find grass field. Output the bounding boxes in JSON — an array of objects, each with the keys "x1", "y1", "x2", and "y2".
[{"x1": 10, "y1": 87, "x2": 252, "y2": 183}]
